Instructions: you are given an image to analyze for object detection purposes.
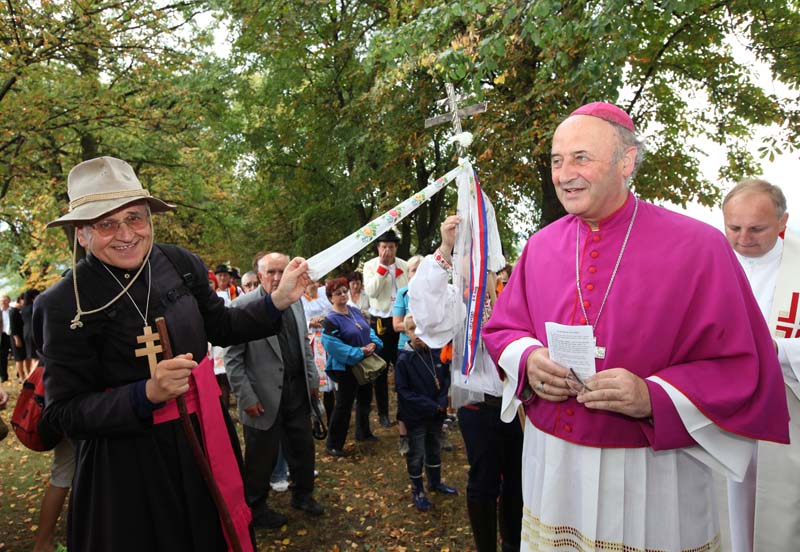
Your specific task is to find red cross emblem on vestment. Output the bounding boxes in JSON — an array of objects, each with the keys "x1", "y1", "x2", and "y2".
[{"x1": 776, "y1": 292, "x2": 800, "y2": 338}]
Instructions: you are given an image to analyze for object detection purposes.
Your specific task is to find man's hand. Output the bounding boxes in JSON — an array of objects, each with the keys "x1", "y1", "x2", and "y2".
[
  {"x1": 361, "y1": 343, "x2": 376, "y2": 356},
  {"x1": 272, "y1": 257, "x2": 311, "y2": 310},
  {"x1": 309, "y1": 315, "x2": 325, "y2": 329},
  {"x1": 244, "y1": 401, "x2": 265, "y2": 417},
  {"x1": 578, "y1": 368, "x2": 652, "y2": 418},
  {"x1": 439, "y1": 215, "x2": 461, "y2": 259},
  {"x1": 145, "y1": 353, "x2": 196, "y2": 404},
  {"x1": 526, "y1": 347, "x2": 574, "y2": 402},
  {"x1": 13, "y1": 336, "x2": 21, "y2": 348},
  {"x1": 310, "y1": 388, "x2": 320, "y2": 401}
]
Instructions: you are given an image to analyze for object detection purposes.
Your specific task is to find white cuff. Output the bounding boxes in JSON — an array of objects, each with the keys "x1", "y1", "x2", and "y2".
[
  {"x1": 648, "y1": 376, "x2": 756, "y2": 482},
  {"x1": 497, "y1": 337, "x2": 542, "y2": 423}
]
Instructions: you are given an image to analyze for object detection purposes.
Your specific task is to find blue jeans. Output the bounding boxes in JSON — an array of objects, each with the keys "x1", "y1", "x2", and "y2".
[{"x1": 405, "y1": 418, "x2": 443, "y2": 478}]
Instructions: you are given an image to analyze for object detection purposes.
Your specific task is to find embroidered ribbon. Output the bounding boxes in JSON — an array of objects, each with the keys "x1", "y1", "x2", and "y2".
[
  {"x1": 451, "y1": 161, "x2": 505, "y2": 378},
  {"x1": 153, "y1": 356, "x2": 253, "y2": 552},
  {"x1": 306, "y1": 163, "x2": 465, "y2": 280}
]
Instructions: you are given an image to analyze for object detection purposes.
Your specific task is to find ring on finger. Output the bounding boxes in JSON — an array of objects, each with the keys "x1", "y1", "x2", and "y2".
[{"x1": 535, "y1": 381, "x2": 545, "y2": 392}]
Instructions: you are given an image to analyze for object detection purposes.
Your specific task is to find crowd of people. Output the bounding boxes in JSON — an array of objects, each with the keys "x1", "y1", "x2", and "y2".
[
  {"x1": 0, "y1": 290, "x2": 40, "y2": 383},
  {"x1": 0, "y1": 100, "x2": 797, "y2": 552}
]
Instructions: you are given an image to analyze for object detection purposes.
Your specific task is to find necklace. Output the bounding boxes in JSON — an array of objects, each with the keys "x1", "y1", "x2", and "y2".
[
  {"x1": 575, "y1": 196, "x2": 639, "y2": 359},
  {"x1": 337, "y1": 306, "x2": 363, "y2": 330},
  {"x1": 414, "y1": 347, "x2": 441, "y2": 391},
  {"x1": 102, "y1": 260, "x2": 162, "y2": 375},
  {"x1": 102, "y1": 260, "x2": 153, "y2": 325}
]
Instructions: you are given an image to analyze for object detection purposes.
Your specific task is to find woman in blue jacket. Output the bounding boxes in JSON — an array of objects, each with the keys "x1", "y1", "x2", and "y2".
[{"x1": 321, "y1": 277, "x2": 383, "y2": 456}]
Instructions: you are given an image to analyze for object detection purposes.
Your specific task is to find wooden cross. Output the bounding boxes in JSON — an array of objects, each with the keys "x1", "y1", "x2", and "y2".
[
  {"x1": 424, "y1": 83, "x2": 487, "y2": 156},
  {"x1": 135, "y1": 325, "x2": 163, "y2": 377}
]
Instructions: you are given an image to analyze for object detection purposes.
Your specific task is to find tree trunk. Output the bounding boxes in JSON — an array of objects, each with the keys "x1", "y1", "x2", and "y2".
[{"x1": 537, "y1": 155, "x2": 566, "y2": 228}]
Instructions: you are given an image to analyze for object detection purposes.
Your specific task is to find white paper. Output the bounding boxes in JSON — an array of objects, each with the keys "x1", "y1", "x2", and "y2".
[{"x1": 545, "y1": 322, "x2": 596, "y2": 378}]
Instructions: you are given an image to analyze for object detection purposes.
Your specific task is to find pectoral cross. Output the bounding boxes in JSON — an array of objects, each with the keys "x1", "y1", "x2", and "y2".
[
  {"x1": 424, "y1": 82, "x2": 487, "y2": 156},
  {"x1": 135, "y1": 325, "x2": 162, "y2": 377}
]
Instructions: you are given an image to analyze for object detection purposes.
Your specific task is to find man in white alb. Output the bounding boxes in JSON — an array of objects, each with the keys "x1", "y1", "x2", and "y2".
[{"x1": 722, "y1": 178, "x2": 800, "y2": 552}]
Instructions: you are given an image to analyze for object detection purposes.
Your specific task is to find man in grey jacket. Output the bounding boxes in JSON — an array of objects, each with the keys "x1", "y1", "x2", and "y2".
[{"x1": 225, "y1": 251, "x2": 323, "y2": 529}]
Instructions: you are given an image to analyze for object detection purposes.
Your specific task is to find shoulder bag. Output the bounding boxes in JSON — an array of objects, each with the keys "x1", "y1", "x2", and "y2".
[{"x1": 352, "y1": 353, "x2": 387, "y2": 386}]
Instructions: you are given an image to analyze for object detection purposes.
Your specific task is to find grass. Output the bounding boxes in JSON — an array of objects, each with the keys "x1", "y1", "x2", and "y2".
[
  {"x1": 1, "y1": 381, "x2": 61, "y2": 551},
  {"x1": 0, "y1": 380, "x2": 477, "y2": 551}
]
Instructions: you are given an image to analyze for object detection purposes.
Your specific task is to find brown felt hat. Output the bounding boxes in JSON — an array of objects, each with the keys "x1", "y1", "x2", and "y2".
[{"x1": 47, "y1": 156, "x2": 175, "y2": 228}]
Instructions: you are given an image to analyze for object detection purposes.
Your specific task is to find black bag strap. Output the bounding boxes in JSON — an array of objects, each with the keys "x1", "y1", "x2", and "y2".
[{"x1": 156, "y1": 244, "x2": 205, "y2": 301}]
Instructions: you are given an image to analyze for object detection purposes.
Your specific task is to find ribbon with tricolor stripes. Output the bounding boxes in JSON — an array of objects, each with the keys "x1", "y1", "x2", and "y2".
[{"x1": 452, "y1": 164, "x2": 490, "y2": 377}]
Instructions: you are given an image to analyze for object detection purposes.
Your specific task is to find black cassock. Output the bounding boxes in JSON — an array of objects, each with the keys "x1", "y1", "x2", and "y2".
[{"x1": 34, "y1": 244, "x2": 282, "y2": 552}]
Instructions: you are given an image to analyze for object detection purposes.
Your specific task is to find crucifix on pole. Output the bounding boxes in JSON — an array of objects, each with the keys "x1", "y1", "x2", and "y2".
[{"x1": 424, "y1": 83, "x2": 487, "y2": 156}]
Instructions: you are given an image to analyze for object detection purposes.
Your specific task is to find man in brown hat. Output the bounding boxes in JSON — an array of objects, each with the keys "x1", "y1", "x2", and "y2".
[
  {"x1": 363, "y1": 229, "x2": 408, "y2": 429},
  {"x1": 33, "y1": 156, "x2": 311, "y2": 552}
]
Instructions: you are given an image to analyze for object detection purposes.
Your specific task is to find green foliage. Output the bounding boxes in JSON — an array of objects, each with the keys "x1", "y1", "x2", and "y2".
[
  {"x1": 1, "y1": 0, "x2": 798, "y2": 284},
  {"x1": 0, "y1": 0, "x2": 232, "y2": 286},
  {"x1": 367, "y1": 0, "x2": 799, "y2": 230}
]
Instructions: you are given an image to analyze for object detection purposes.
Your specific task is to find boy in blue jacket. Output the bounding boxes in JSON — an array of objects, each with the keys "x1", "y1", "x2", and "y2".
[{"x1": 395, "y1": 314, "x2": 457, "y2": 511}]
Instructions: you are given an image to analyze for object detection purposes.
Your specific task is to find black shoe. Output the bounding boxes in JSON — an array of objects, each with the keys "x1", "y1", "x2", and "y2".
[
  {"x1": 356, "y1": 434, "x2": 379, "y2": 442},
  {"x1": 291, "y1": 495, "x2": 324, "y2": 516},
  {"x1": 379, "y1": 414, "x2": 392, "y2": 427},
  {"x1": 326, "y1": 447, "x2": 346, "y2": 457},
  {"x1": 251, "y1": 507, "x2": 288, "y2": 529}
]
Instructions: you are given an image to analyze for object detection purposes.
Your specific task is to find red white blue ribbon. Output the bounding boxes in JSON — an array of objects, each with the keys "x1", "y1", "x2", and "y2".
[{"x1": 451, "y1": 161, "x2": 505, "y2": 378}]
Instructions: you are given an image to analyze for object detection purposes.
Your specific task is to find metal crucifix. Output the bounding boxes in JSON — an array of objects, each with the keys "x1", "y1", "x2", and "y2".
[{"x1": 424, "y1": 83, "x2": 487, "y2": 156}]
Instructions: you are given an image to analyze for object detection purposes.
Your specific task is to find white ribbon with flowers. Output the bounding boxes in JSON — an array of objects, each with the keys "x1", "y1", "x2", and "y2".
[{"x1": 306, "y1": 163, "x2": 463, "y2": 280}]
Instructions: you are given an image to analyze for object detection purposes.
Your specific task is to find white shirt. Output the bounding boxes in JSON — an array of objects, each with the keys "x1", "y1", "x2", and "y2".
[
  {"x1": 734, "y1": 239, "x2": 782, "y2": 321},
  {"x1": 734, "y1": 239, "x2": 799, "y2": 386},
  {"x1": 216, "y1": 289, "x2": 232, "y2": 307},
  {"x1": 1, "y1": 307, "x2": 9, "y2": 336}
]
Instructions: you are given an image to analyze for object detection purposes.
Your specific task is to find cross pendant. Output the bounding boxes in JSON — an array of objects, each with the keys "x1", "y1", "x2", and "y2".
[
  {"x1": 434, "y1": 376, "x2": 441, "y2": 391},
  {"x1": 135, "y1": 325, "x2": 163, "y2": 377}
]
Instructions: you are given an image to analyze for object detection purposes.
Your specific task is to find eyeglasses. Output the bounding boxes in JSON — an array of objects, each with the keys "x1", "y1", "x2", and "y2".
[
  {"x1": 91, "y1": 212, "x2": 149, "y2": 237},
  {"x1": 565, "y1": 368, "x2": 592, "y2": 393}
]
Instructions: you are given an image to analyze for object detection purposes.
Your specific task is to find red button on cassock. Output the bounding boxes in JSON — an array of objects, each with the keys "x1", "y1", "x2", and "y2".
[
  {"x1": 564, "y1": 424, "x2": 573, "y2": 433},
  {"x1": 586, "y1": 283, "x2": 594, "y2": 291},
  {"x1": 590, "y1": 251, "x2": 599, "y2": 258},
  {"x1": 588, "y1": 266, "x2": 597, "y2": 273},
  {"x1": 565, "y1": 408, "x2": 575, "y2": 416},
  {"x1": 592, "y1": 235, "x2": 601, "y2": 242},
  {"x1": 579, "y1": 318, "x2": 587, "y2": 324},
  {"x1": 583, "y1": 300, "x2": 590, "y2": 308}
]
